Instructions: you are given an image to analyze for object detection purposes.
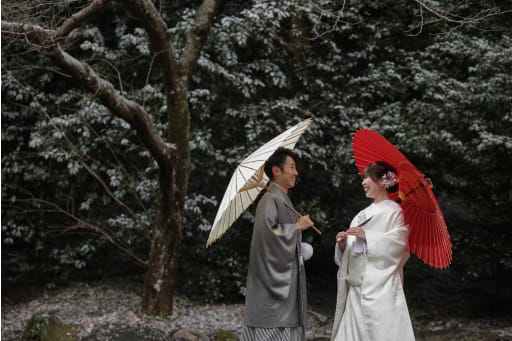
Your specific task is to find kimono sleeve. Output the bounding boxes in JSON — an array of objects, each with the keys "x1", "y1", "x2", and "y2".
[
  {"x1": 254, "y1": 196, "x2": 298, "y2": 299},
  {"x1": 365, "y1": 207, "x2": 409, "y2": 269}
]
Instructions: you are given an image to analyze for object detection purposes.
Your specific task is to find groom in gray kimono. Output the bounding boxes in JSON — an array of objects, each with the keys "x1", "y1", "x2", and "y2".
[{"x1": 240, "y1": 147, "x2": 314, "y2": 341}]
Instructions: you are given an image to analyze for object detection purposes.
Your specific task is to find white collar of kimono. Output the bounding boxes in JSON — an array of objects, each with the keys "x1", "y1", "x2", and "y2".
[{"x1": 351, "y1": 200, "x2": 394, "y2": 256}]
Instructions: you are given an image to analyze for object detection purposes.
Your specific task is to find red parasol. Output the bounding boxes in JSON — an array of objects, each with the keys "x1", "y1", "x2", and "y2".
[{"x1": 352, "y1": 129, "x2": 452, "y2": 268}]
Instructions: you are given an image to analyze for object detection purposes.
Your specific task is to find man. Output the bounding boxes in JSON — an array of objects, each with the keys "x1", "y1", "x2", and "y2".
[{"x1": 241, "y1": 147, "x2": 314, "y2": 341}]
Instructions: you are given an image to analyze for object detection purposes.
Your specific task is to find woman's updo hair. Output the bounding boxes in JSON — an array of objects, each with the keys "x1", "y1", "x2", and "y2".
[{"x1": 363, "y1": 161, "x2": 399, "y2": 193}]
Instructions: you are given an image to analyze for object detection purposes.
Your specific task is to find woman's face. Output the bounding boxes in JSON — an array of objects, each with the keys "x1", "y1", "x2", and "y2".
[{"x1": 361, "y1": 174, "x2": 385, "y2": 199}]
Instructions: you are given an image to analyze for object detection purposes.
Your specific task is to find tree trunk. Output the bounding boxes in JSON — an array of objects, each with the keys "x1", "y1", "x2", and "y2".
[
  {"x1": 142, "y1": 82, "x2": 190, "y2": 315},
  {"x1": 142, "y1": 218, "x2": 181, "y2": 314},
  {"x1": 2, "y1": 0, "x2": 217, "y2": 317},
  {"x1": 126, "y1": 0, "x2": 217, "y2": 315},
  {"x1": 142, "y1": 158, "x2": 183, "y2": 315}
]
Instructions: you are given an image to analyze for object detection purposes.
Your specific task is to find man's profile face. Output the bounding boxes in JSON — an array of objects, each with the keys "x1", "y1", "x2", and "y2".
[{"x1": 273, "y1": 156, "x2": 298, "y2": 190}]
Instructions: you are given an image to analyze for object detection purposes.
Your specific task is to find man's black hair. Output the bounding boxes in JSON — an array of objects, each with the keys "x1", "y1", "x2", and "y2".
[{"x1": 264, "y1": 147, "x2": 297, "y2": 181}]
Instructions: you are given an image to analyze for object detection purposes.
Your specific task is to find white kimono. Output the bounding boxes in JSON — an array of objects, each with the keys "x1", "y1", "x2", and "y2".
[{"x1": 331, "y1": 200, "x2": 415, "y2": 341}]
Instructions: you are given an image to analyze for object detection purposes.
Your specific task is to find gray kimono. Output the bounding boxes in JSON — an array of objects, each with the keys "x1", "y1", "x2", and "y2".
[{"x1": 244, "y1": 182, "x2": 308, "y2": 329}]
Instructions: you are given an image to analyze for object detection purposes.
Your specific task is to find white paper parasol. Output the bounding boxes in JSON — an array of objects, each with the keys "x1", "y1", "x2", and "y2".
[{"x1": 206, "y1": 118, "x2": 313, "y2": 247}]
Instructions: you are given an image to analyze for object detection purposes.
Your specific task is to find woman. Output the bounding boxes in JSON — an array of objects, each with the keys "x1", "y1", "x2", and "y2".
[{"x1": 331, "y1": 161, "x2": 415, "y2": 341}]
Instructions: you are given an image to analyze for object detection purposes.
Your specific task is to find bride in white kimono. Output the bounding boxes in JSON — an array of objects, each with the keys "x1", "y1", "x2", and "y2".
[{"x1": 331, "y1": 161, "x2": 415, "y2": 341}]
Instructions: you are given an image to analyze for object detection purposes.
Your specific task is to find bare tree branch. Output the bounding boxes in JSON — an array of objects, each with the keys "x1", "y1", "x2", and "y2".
[
  {"x1": 126, "y1": 0, "x2": 224, "y2": 90},
  {"x1": 180, "y1": 0, "x2": 225, "y2": 86},
  {"x1": 50, "y1": 43, "x2": 177, "y2": 167},
  {"x1": 307, "y1": 0, "x2": 509, "y2": 38},
  {"x1": 126, "y1": 0, "x2": 179, "y2": 96},
  {"x1": 310, "y1": 0, "x2": 348, "y2": 40},
  {"x1": 414, "y1": 0, "x2": 504, "y2": 25},
  {"x1": 2, "y1": 0, "x2": 224, "y2": 315},
  {"x1": 54, "y1": 0, "x2": 106, "y2": 40},
  {"x1": 407, "y1": 0, "x2": 509, "y2": 36},
  {"x1": 2, "y1": 0, "x2": 105, "y2": 46},
  {"x1": 1, "y1": 21, "x2": 176, "y2": 167},
  {"x1": 83, "y1": 121, "x2": 151, "y2": 218},
  {"x1": 44, "y1": 111, "x2": 143, "y2": 227},
  {"x1": 16, "y1": 196, "x2": 146, "y2": 267}
]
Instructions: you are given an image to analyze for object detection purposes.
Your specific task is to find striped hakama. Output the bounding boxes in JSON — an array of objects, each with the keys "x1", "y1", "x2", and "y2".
[{"x1": 240, "y1": 326, "x2": 305, "y2": 341}]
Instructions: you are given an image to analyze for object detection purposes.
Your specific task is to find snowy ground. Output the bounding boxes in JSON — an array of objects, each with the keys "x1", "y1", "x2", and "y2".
[{"x1": 2, "y1": 279, "x2": 511, "y2": 340}]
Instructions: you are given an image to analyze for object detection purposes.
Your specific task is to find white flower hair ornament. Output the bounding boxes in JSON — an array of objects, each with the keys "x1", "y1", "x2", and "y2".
[{"x1": 381, "y1": 171, "x2": 399, "y2": 190}]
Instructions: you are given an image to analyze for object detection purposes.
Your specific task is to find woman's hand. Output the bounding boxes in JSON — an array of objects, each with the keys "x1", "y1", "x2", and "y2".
[
  {"x1": 336, "y1": 231, "x2": 348, "y2": 252},
  {"x1": 346, "y1": 226, "x2": 366, "y2": 241}
]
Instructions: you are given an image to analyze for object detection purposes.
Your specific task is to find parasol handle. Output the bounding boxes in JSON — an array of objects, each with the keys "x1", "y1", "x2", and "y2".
[
  {"x1": 265, "y1": 186, "x2": 321, "y2": 235},
  {"x1": 282, "y1": 201, "x2": 322, "y2": 235}
]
